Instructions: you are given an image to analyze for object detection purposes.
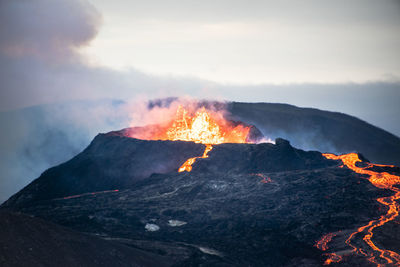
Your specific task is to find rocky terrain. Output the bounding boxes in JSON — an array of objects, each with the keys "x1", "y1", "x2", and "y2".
[
  {"x1": 0, "y1": 210, "x2": 171, "y2": 267},
  {"x1": 3, "y1": 99, "x2": 400, "y2": 206},
  {"x1": 2, "y1": 131, "x2": 400, "y2": 266}
]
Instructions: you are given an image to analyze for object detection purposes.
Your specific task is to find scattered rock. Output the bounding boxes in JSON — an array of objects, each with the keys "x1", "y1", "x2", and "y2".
[
  {"x1": 168, "y1": 220, "x2": 187, "y2": 227},
  {"x1": 198, "y1": 247, "x2": 223, "y2": 257},
  {"x1": 145, "y1": 223, "x2": 160, "y2": 232}
]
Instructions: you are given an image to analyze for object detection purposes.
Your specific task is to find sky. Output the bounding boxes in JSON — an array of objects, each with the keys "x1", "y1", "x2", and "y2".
[
  {"x1": 0, "y1": 0, "x2": 400, "y2": 203},
  {"x1": 87, "y1": 0, "x2": 400, "y2": 84},
  {"x1": 0, "y1": 0, "x2": 399, "y2": 132}
]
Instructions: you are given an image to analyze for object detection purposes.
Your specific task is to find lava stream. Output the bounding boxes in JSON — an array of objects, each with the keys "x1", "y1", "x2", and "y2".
[
  {"x1": 127, "y1": 106, "x2": 253, "y2": 172},
  {"x1": 320, "y1": 153, "x2": 400, "y2": 266},
  {"x1": 157, "y1": 106, "x2": 250, "y2": 172},
  {"x1": 178, "y1": 144, "x2": 213, "y2": 172},
  {"x1": 316, "y1": 232, "x2": 339, "y2": 251}
]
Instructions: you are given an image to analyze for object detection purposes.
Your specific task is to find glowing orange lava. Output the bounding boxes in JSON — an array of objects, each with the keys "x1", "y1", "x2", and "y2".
[
  {"x1": 324, "y1": 253, "x2": 343, "y2": 265},
  {"x1": 252, "y1": 173, "x2": 272, "y2": 183},
  {"x1": 319, "y1": 153, "x2": 400, "y2": 266},
  {"x1": 316, "y1": 232, "x2": 338, "y2": 251},
  {"x1": 150, "y1": 106, "x2": 251, "y2": 172},
  {"x1": 178, "y1": 144, "x2": 213, "y2": 172},
  {"x1": 162, "y1": 106, "x2": 250, "y2": 145}
]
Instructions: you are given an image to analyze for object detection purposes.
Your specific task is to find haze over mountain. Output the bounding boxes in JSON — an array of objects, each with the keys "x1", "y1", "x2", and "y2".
[
  {"x1": 1, "y1": 99, "x2": 400, "y2": 204},
  {"x1": 1, "y1": 0, "x2": 399, "y2": 204}
]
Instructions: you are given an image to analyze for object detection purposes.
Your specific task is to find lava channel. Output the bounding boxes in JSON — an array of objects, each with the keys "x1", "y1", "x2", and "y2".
[
  {"x1": 317, "y1": 153, "x2": 400, "y2": 266},
  {"x1": 152, "y1": 106, "x2": 252, "y2": 172}
]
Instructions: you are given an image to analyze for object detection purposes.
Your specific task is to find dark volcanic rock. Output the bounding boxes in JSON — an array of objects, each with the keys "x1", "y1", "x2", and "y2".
[
  {"x1": 3, "y1": 134, "x2": 399, "y2": 266},
  {"x1": 3, "y1": 164, "x2": 389, "y2": 266},
  {"x1": 194, "y1": 138, "x2": 334, "y2": 173},
  {"x1": 3, "y1": 135, "x2": 205, "y2": 207},
  {"x1": 3, "y1": 136, "x2": 333, "y2": 208},
  {"x1": 0, "y1": 210, "x2": 171, "y2": 267}
]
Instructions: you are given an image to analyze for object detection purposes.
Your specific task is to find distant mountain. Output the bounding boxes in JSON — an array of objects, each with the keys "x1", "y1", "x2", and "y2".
[
  {"x1": 226, "y1": 102, "x2": 400, "y2": 166},
  {"x1": 148, "y1": 99, "x2": 400, "y2": 166}
]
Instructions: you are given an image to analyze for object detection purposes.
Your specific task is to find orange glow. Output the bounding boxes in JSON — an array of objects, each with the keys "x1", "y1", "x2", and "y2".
[
  {"x1": 162, "y1": 106, "x2": 250, "y2": 144},
  {"x1": 319, "y1": 153, "x2": 400, "y2": 266},
  {"x1": 129, "y1": 105, "x2": 251, "y2": 145},
  {"x1": 169, "y1": 106, "x2": 250, "y2": 172},
  {"x1": 252, "y1": 173, "x2": 272, "y2": 183},
  {"x1": 315, "y1": 232, "x2": 338, "y2": 251},
  {"x1": 132, "y1": 106, "x2": 251, "y2": 172},
  {"x1": 324, "y1": 253, "x2": 343, "y2": 265},
  {"x1": 178, "y1": 144, "x2": 213, "y2": 172}
]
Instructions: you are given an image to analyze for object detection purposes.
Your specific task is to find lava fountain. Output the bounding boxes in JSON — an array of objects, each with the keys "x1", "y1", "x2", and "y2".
[{"x1": 127, "y1": 105, "x2": 253, "y2": 172}]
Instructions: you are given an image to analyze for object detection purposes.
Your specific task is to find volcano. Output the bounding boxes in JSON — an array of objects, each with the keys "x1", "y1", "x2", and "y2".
[{"x1": 2, "y1": 106, "x2": 400, "y2": 266}]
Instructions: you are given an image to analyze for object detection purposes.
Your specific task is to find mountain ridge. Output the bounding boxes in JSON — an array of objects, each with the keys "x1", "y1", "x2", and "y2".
[{"x1": 2, "y1": 131, "x2": 399, "y2": 266}]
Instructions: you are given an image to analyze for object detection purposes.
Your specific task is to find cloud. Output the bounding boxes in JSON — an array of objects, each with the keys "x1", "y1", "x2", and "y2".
[
  {"x1": 0, "y1": 0, "x2": 223, "y2": 112},
  {"x1": 0, "y1": 0, "x2": 100, "y2": 109},
  {"x1": 89, "y1": 0, "x2": 400, "y2": 84},
  {"x1": 0, "y1": 0, "x2": 100, "y2": 61},
  {"x1": 0, "y1": 0, "x2": 399, "y2": 204}
]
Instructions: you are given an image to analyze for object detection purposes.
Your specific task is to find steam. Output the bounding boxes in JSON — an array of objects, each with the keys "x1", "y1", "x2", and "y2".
[
  {"x1": 0, "y1": 0, "x2": 209, "y2": 203},
  {"x1": 128, "y1": 97, "x2": 198, "y2": 127},
  {"x1": 0, "y1": 0, "x2": 399, "y2": 204},
  {"x1": 0, "y1": 100, "x2": 130, "y2": 203},
  {"x1": 0, "y1": 97, "x2": 255, "y2": 203}
]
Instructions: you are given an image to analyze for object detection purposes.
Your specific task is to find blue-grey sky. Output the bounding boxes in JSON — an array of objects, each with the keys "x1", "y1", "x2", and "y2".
[{"x1": 0, "y1": 0, "x2": 399, "y2": 134}]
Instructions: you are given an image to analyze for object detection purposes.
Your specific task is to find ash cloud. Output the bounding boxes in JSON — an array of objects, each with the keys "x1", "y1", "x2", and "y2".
[
  {"x1": 0, "y1": 0, "x2": 211, "y2": 203},
  {"x1": 0, "y1": 0, "x2": 110, "y2": 203},
  {"x1": 0, "y1": 0, "x2": 99, "y2": 62},
  {"x1": 0, "y1": 0, "x2": 100, "y2": 108},
  {"x1": 0, "y1": 0, "x2": 214, "y2": 111}
]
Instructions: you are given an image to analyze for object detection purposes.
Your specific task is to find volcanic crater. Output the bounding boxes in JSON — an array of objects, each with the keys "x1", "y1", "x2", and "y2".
[{"x1": 2, "y1": 106, "x2": 400, "y2": 267}]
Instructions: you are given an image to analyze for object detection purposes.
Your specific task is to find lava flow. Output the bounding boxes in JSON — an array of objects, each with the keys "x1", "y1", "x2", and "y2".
[
  {"x1": 154, "y1": 106, "x2": 251, "y2": 172},
  {"x1": 319, "y1": 153, "x2": 400, "y2": 266}
]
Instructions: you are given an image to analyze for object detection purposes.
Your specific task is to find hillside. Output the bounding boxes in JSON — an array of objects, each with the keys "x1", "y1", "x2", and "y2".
[
  {"x1": 2, "y1": 100, "x2": 400, "y2": 204},
  {"x1": 3, "y1": 132, "x2": 399, "y2": 266},
  {"x1": 227, "y1": 102, "x2": 400, "y2": 166},
  {"x1": 0, "y1": 210, "x2": 171, "y2": 267}
]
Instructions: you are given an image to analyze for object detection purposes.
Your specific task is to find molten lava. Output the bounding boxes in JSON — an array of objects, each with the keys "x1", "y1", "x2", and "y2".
[
  {"x1": 178, "y1": 144, "x2": 213, "y2": 172},
  {"x1": 163, "y1": 106, "x2": 250, "y2": 144},
  {"x1": 315, "y1": 232, "x2": 339, "y2": 251},
  {"x1": 137, "y1": 106, "x2": 251, "y2": 172},
  {"x1": 318, "y1": 153, "x2": 400, "y2": 266}
]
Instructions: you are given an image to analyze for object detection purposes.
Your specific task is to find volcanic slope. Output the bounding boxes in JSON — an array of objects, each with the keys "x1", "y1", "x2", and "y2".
[
  {"x1": 3, "y1": 133, "x2": 400, "y2": 266},
  {"x1": 0, "y1": 210, "x2": 172, "y2": 267},
  {"x1": 226, "y1": 101, "x2": 400, "y2": 166}
]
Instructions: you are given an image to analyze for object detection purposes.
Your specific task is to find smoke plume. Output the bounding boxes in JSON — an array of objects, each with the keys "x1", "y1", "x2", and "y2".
[{"x1": 1, "y1": 0, "x2": 399, "y2": 204}]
